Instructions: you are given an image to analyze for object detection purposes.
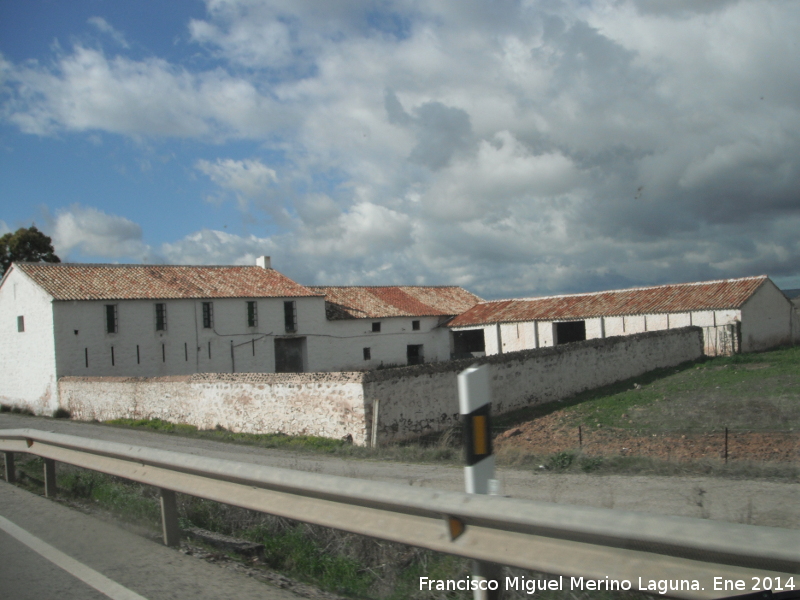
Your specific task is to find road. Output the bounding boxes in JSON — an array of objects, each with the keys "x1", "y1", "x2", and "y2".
[
  {"x1": 2, "y1": 413, "x2": 797, "y2": 529},
  {"x1": 0, "y1": 482, "x2": 303, "y2": 600}
]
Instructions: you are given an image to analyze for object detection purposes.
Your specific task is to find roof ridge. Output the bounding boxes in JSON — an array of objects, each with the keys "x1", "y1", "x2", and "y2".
[{"x1": 16, "y1": 262, "x2": 265, "y2": 269}]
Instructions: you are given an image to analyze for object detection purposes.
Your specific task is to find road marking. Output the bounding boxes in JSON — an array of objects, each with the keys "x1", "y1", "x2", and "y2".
[{"x1": 0, "y1": 514, "x2": 149, "y2": 600}]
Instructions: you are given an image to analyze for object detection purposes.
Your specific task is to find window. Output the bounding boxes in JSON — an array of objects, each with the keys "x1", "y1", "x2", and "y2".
[
  {"x1": 202, "y1": 302, "x2": 213, "y2": 328},
  {"x1": 105, "y1": 305, "x2": 118, "y2": 333},
  {"x1": 155, "y1": 303, "x2": 167, "y2": 331},
  {"x1": 247, "y1": 301, "x2": 258, "y2": 327},
  {"x1": 363, "y1": 347, "x2": 371, "y2": 360},
  {"x1": 284, "y1": 301, "x2": 297, "y2": 332},
  {"x1": 372, "y1": 322, "x2": 381, "y2": 333},
  {"x1": 412, "y1": 320, "x2": 420, "y2": 331},
  {"x1": 554, "y1": 321, "x2": 586, "y2": 345},
  {"x1": 17, "y1": 316, "x2": 24, "y2": 332},
  {"x1": 407, "y1": 344, "x2": 424, "y2": 366}
]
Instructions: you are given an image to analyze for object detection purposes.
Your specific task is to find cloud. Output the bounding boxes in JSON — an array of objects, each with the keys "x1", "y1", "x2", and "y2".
[
  {"x1": 195, "y1": 158, "x2": 279, "y2": 210},
  {"x1": 87, "y1": 17, "x2": 130, "y2": 48},
  {"x1": 160, "y1": 229, "x2": 277, "y2": 266},
  {"x1": 50, "y1": 205, "x2": 152, "y2": 261}
]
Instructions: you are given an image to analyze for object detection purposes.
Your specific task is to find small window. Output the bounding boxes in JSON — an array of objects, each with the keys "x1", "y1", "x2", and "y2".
[
  {"x1": 247, "y1": 301, "x2": 258, "y2": 327},
  {"x1": 363, "y1": 347, "x2": 371, "y2": 360},
  {"x1": 372, "y1": 322, "x2": 381, "y2": 333},
  {"x1": 17, "y1": 316, "x2": 24, "y2": 332},
  {"x1": 412, "y1": 320, "x2": 420, "y2": 331},
  {"x1": 105, "y1": 304, "x2": 118, "y2": 333},
  {"x1": 155, "y1": 303, "x2": 167, "y2": 331},
  {"x1": 202, "y1": 302, "x2": 214, "y2": 329},
  {"x1": 284, "y1": 301, "x2": 297, "y2": 332}
]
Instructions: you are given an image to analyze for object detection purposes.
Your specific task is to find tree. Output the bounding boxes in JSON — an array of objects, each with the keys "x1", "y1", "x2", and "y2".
[{"x1": 0, "y1": 226, "x2": 61, "y2": 276}]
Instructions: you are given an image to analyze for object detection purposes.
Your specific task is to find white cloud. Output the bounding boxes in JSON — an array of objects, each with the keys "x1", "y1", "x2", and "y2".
[
  {"x1": 50, "y1": 205, "x2": 152, "y2": 261},
  {"x1": 87, "y1": 17, "x2": 130, "y2": 48},
  {"x1": 160, "y1": 229, "x2": 276, "y2": 266},
  {"x1": 195, "y1": 158, "x2": 278, "y2": 210}
]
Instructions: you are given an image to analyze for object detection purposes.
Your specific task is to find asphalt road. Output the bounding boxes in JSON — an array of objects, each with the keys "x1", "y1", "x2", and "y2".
[
  {"x1": 0, "y1": 481, "x2": 303, "y2": 600},
  {"x1": 1, "y1": 412, "x2": 798, "y2": 529}
]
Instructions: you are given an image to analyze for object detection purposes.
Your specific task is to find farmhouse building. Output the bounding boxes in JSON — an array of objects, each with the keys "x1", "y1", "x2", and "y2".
[
  {"x1": 448, "y1": 276, "x2": 799, "y2": 358},
  {"x1": 0, "y1": 259, "x2": 481, "y2": 411}
]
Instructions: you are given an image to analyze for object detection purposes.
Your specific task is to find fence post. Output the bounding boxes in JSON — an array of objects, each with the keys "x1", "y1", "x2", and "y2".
[
  {"x1": 159, "y1": 488, "x2": 181, "y2": 547},
  {"x1": 578, "y1": 426, "x2": 582, "y2": 448},
  {"x1": 724, "y1": 428, "x2": 728, "y2": 464},
  {"x1": 43, "y1": 458, "x2": 57, "y2": 497},
  {"x1": 371, "y1": 398, "x2": 380, "y2": 448},
  {"x1": 458, "y1": 364, "x2": 502, "y2": 600},
  {"x1": 3, "y1": 452, "x2": 15, "y2": 483}
]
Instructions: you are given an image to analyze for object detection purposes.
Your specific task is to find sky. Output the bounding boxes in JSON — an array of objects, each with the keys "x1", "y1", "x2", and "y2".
[{"x1": 1, "y1": 0, "x2": 799, "y2": 299}]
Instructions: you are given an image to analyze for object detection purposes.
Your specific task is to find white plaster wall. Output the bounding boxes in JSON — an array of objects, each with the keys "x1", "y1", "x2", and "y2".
[
  {"x1": 0, "y1": 267, "x2": 58, "y2": 413},
  {"x1": 669, "y1": 313, "x2": 692, "y2": 328},
  {"x1": 690, "y1": 310, "x2": 716, "y2": 327},
  {"x1": 604, "y1": 317, "x2": 625, "y2": 336},
  {"x1": 366, "y1": 327, "x2": 704, "y2": 443},
  {"x1": 585, "y1": 317, "x2": 604, "y2": 339},
  {"x1": 537, "y1": 321, "x2": 555, "y2": 347},
  {"x1": 308, "y1": 316, "x2": 450, "y2": 370},
  {"x1": 740, "y1": 281, "x2": 794, "y2": 352},
  {"x1": 624, "y1": 315, "x2": 646, "y2": 334},
  {"x1": 59, "y1": 372, "x2": 369, "y2": 444},
  {"x1": 645, "y1": 314, "x2": 669, "y2": 331}
]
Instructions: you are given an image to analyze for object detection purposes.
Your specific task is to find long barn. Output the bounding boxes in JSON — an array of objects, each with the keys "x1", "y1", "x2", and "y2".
[{"x1": 447, "y1": 275, "x2": 799, "y2": 357}]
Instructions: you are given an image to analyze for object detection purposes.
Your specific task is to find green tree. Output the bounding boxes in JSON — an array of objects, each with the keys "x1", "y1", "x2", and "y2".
[{"x1": 0, "y1": 226, "x2": 61, "y2": 275}]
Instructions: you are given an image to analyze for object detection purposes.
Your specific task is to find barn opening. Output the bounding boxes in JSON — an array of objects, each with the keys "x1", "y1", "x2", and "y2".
[
  {"x1": 407, "y1": 344, "x2": 424, "y2": 366},
  {"x1": 554, "y1": 321, "x2": 586, "y2": 345},
  {"x1": 275, "y1": 337, "x2": 305, "y2": 372},
  {"x1": 451, "y1": 329, "x2": 486, "y2": 359}
]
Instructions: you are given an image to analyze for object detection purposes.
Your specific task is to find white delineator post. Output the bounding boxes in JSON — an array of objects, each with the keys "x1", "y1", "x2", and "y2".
[{"x1": 458, "y1": 364, "x2": 502, "y2": 600}]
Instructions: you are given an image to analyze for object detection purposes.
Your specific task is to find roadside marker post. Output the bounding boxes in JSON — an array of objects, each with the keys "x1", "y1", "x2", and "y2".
[{"x1": 458, "y1": 364, "x2": 503, "y2": 600}]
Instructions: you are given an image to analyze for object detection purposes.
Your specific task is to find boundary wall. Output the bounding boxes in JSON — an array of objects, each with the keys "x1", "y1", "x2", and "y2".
[{"x1": 58, "y1": 327, "x2": 704, "y2": 446}]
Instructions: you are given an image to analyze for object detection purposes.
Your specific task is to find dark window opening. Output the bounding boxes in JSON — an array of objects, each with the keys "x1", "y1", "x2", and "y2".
[
  {"x1": 452, "y1": 329, "x2": 486, "y2": 359},
  {"x1": 208, "y1": 341, "x2": 212, "y2": 359},
  {"x1": 555, "y1": 321, "x2": 586, "y2": 345},
  {"x1": 407, "y1": 344, "x2": 424, "y2": 366},
  {"x1": 284, "y1": 301, "x2": 297, "y2": 332},
  {"x1": 202, "y1": 302, "x2": 213, "y2": 328},
  {"x1": 275, "y1": 337, "x2": 305, "y2": 373},
  {"x1": 363, "y1": 347, "x2": 371, "y2": 360},
  {"x1": 185, "y1": 342, "x2": 188, "y2": 361},
  {"x1": 162, "y1": 343, "x2": 166, "y2": 362},
  {"x1": 85, "y1": 348, "x2": 89, "y2": 368},
  {"x1": 412, "y1": 320, "x2": 420, "y2": 331},
  {"x1": 247, "y1": 301, "x2": 258, "y2": 327},
  {"x1": 17, "y1": 316, "x2": 25, "y2": 332},
  {"x1": 252, "y1": 339, "x2": 256, "y2": 356},
  {"x1": 105, "y1": 304, "x2": 118, "y2": 334},
  {"x1": 372, "y1": 322, "x2": 381, "y2": 333},
  {"x1": 155, "y1": 303, "x2": 167, "y2": 331},
  {"x1": 136, "y1": 345, "x2": 140, "y2": 364},
  {"x1": 111, "y1": 346, "x2": 115, "y2": 366}
]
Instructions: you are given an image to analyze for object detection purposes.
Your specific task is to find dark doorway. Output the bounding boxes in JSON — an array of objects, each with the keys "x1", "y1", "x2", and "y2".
[
  {"x1": 452, "y1": 329, "x2": 485, "y2": 359},
  {"x1": 275, "y1": 337, "x2": 305, "y2": 372},
  {"x1": 407, "y1": 344, "x2": 424, "y2": 366},
  {"x1": 554, "y1": 321, "x2": 586, "y2": 345}
]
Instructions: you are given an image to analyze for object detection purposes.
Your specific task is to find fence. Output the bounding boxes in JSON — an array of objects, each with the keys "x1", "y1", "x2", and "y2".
[{"x1": 1, "y1": 428, "x2": 797, "y2": 600}]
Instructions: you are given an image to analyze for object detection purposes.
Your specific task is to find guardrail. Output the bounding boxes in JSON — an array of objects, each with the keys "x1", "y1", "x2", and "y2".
[{"x1": 1, "y1": 428, "x2": 797, "y2": 599}]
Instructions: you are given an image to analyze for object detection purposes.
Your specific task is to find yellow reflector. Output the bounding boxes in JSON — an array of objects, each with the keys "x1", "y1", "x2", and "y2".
[
  {"x1": 447, "y1": 516, "x2": 465, "y2": 540},
  {"x1": 472, "y1": 415, "x2": 487, "y2": 455}
]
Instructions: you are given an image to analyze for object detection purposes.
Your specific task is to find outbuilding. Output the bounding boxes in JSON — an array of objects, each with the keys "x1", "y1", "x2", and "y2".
[{"x1": 448, "y1": 276, "x2": 798, "y2": 358}]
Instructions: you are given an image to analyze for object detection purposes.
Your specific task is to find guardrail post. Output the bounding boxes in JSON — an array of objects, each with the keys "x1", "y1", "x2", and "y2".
[
  {"x1": 43, "y1": 458, "x2": 56, "y2": 497},
  {"x1": 159, "y1": 488, "x2": 181, "y2": 547},
  {"x1": 458, "y1": 364, "x2": 502, "y2": 600},
  {"x1": 3, "y1": 452, "x2": 15, "y2": 483}
]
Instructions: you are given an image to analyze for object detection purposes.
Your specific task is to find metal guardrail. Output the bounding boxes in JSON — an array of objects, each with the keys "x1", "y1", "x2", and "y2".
[{"x1": 1, "y1": 428, "x2": 797, "y2": 599}]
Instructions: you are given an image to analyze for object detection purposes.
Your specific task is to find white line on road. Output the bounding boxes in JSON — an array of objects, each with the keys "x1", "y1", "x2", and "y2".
[{"x1": 0, "y1": 514, "x2": 149, "y2": 600}]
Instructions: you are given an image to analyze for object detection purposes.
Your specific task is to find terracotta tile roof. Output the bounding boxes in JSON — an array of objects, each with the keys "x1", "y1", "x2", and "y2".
[
  {"x1": 448, "y1": 276, "x2": 770, "y2": 327},
  {"x1": 13, "y1": 262, "x2": 320, "y2": 300},
  {"x1": 309, "y1": 286, "x2": 483, "y2": 320}
]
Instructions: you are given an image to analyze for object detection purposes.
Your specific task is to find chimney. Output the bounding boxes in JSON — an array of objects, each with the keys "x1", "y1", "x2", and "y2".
[{"x1": 256, "y1": 256, "x2": 271, "y2": 269}]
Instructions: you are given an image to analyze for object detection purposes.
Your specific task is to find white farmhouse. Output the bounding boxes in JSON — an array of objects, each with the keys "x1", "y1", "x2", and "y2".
[
  {"x1": 448, "y1": 276, "x2": 799, "y2": 357},
  {"x1": 308, "y1": 285, "x2": 483, "y2": 370},
  {"x1": 0, "y1": 258, "x2": 482, "y2": 413}
]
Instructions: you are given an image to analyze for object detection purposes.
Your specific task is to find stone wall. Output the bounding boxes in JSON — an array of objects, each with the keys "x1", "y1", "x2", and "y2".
[
  {"x1": 58, "y1": 327, "x2": 704, "y2": 446},
  {"x1": 364, "y1": 326, "x2": 704, "y2": 443}
]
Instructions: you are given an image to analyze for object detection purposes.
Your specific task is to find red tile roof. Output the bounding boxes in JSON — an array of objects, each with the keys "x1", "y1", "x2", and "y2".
[
  {"x1": 309, "y1": 286, "x2": 483, "y2": 320},
  {"x1": 448, "y1": 276, "x2": 769, "y2": 327},
  {"x1": 13, "y1": 263, "x2": 320, "y2": 300}
]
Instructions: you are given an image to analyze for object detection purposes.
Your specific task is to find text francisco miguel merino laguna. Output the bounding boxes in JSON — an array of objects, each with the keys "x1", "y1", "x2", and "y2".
[{"x1": 419, "y1": 575, "x2": 773, "y2": 595}]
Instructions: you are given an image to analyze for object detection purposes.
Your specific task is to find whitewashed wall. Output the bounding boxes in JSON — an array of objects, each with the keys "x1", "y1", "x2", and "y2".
[
  {"x1": 365, "y1": 327, "x2": 704, "y2": 443},
  {"x1": 0, "y1": 268, "x2": 58, "y2": 413},
  {"x1": 59, "y1": 372, "x2": 369, "y2": 444},
  {"x1": 741, "y1": 281, "x2": 794, "y2": 352}
]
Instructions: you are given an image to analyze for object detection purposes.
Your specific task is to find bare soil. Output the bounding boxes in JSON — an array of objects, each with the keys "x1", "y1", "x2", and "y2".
[{"x1": 495, "y1": 411, "x2": 799, "y2": 462}]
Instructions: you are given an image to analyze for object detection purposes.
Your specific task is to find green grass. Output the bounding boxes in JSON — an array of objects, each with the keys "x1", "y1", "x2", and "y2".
[{"x1": 495, "y1": 345, "x2": 800, "y2": 433}]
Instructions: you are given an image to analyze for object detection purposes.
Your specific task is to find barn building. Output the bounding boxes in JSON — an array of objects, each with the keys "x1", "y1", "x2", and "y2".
[
  {"x1": 0, "y1": 258, "x2": 481, "y2": 411},
  {"x1": 448, "y1": 276, "x2": 799, "y2": 358}
]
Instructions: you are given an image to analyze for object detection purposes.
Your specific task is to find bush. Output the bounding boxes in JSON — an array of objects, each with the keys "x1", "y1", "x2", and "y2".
[{"x1": 52, "y1": 407, "x2": 71, "y2": 419}]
